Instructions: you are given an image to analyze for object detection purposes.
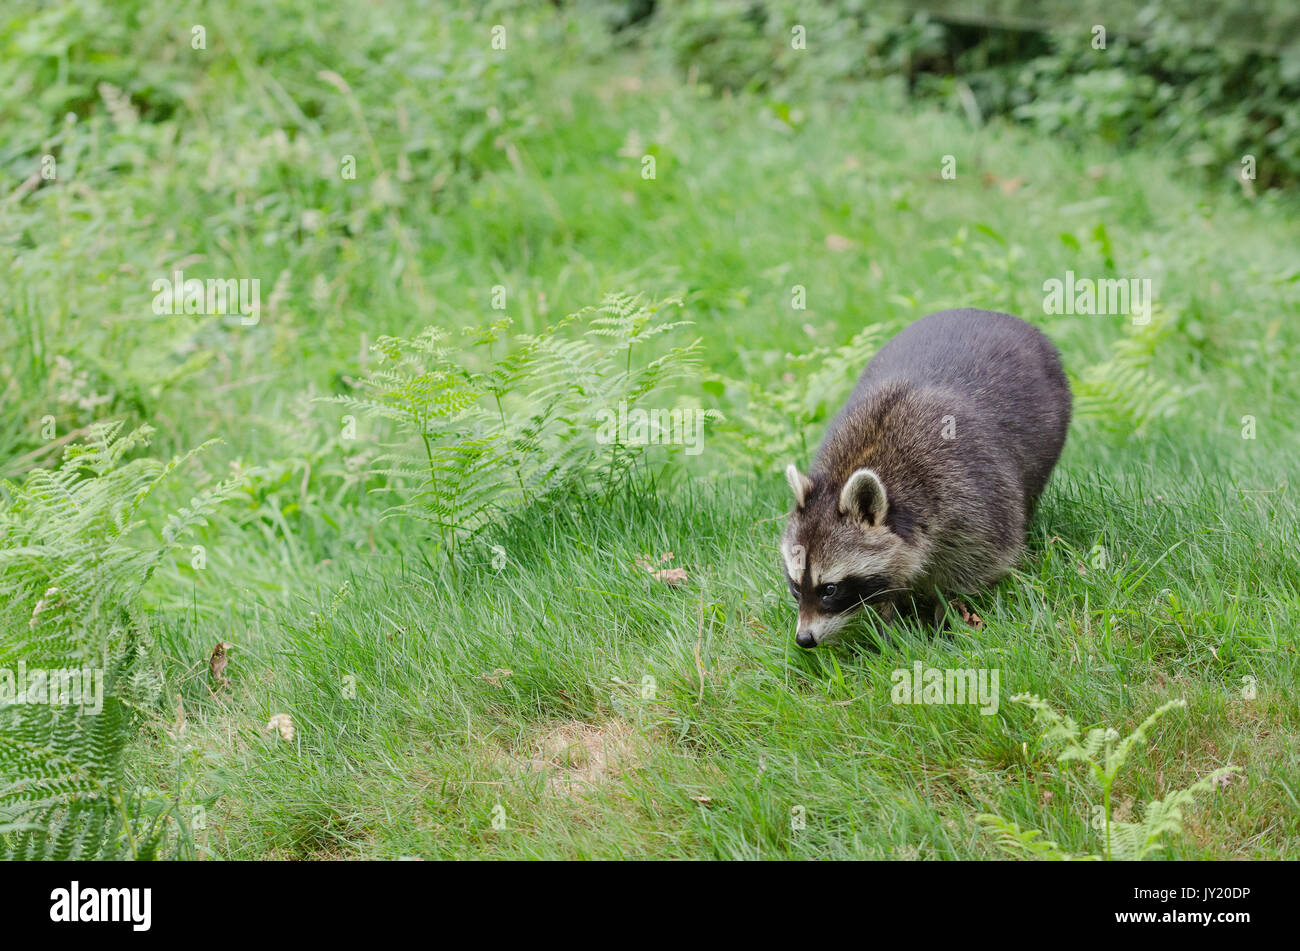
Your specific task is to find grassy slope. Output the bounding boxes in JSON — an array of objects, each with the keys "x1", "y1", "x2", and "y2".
[{"x1": 3, "y1": 2, "x2": 1297, "y2": 858}]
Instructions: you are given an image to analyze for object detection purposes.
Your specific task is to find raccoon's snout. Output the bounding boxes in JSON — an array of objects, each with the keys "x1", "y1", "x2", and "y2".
[{"x1": 794, "y1": 612, "x2": 850, "y2": 648}]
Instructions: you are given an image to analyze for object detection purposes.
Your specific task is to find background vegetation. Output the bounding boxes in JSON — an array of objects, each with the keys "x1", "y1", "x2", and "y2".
[{"x1": 1, "y1": 0, "x2": 1296, "y2": 859}]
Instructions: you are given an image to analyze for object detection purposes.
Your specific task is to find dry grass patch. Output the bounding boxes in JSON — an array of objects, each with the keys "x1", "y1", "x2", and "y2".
[{"x1": 515, "y1": 718, "x2": 644, "y2": 798}]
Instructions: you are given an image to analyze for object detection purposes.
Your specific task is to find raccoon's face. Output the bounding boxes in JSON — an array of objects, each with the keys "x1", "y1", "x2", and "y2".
[{"x1": 780, "y1": 463, "x2": 921, "y2": 648}]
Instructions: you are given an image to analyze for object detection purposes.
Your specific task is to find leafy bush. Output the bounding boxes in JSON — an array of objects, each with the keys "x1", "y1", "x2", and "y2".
[
  {"x1": 652, "y1": 1, "x2": 945, "y2": 94},
  {"x1": 640, "y1": 1, "x2": 1300, "y2": 188},
  {"x1": 967, "y1": 16, "x2": 1300, "y2": 189}
]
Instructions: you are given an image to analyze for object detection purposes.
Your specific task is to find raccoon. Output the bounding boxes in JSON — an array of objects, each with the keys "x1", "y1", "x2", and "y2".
[{"x1": 780, "y1": 308, "x2": 1071, "y2": 647}]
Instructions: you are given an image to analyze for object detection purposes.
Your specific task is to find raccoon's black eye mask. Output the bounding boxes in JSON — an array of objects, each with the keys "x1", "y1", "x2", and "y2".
[{"x1": 787, "y1": 573, "x2": 892, "y2": 612}]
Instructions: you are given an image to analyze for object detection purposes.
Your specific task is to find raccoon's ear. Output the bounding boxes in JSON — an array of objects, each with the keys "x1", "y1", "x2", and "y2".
[
  {"x1": 785, "y1": 463, "x2": 813, "y2": 508},
  {"x1": 839, "y1": 467, "x2": 888, "y2": 527}
]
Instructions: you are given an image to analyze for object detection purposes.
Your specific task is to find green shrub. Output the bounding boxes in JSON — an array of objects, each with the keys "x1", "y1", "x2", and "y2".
[{"x1": 641, "y1": 1, "x2": 1300, "y2": 188}]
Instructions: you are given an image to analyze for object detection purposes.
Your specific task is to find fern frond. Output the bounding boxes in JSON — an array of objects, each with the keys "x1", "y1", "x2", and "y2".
[
  {"x1": 0, "y1": 425, "x2": 243, "y2": 859},
  {"x1": 981, "y1": 694, "x2": 1237, "y2": 861},
  {"x1": 976, "y1": 814, "x2": 1096, "y2": 860},
  {"x1": 323, "y1": 294, "x2": 708, "y2": 566},
  {"x1": 1073, "y1": 309, "x2": 1181, "y2": 436}
]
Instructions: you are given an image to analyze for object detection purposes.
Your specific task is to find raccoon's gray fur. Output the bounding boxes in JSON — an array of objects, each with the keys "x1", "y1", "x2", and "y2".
[{"x1": 781, "y1": 308, "x2": 1071, "y2": 647}]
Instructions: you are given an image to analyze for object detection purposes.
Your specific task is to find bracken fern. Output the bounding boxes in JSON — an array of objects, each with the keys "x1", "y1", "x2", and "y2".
[
  {"x1": 1072, "y1": 308, "x2": 1182, "y2": 436},
  {"x1": 978, "y1": 694, "x2": 1238, "y2": 860},
  {"x1": 325, "y1": 293, "x2": 712, "y2": 568},
  {"x1": 710, "y1": 322, "x2": 886, "y2": 471},
  {"x1": 0, "y1": 422, "x2": 246, "y2": 859}
]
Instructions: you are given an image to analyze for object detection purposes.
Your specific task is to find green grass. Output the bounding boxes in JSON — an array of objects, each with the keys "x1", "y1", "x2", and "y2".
[
  {"x1": 146, "y1": 467, "x2": 1298, "y2": 859},
  {"x1": 2, "y1": 0, "x2": 1298, "y2": 859}
]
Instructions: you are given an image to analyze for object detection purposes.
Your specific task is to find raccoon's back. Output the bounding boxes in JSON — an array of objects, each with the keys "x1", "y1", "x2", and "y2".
[
  {"x1": 855, "y1": 309, "x2": 1065, "y2": 404},
  {"x1": 851, "y1": 308, "x2": 1070, "y2": 503}
]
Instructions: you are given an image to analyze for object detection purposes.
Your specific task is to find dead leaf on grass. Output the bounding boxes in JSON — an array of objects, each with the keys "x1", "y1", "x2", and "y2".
[
  {"x1": 636, "y1": 552, "x2": 689, "y2": 585},
  {"x1": 949, "y1": 599, "x2": 984, "y2": 630}
]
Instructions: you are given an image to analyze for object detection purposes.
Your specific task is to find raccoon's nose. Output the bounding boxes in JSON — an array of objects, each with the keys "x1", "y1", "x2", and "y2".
[{"x1": 795, "y1": 629, "x2": 817, "y2": 649}]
